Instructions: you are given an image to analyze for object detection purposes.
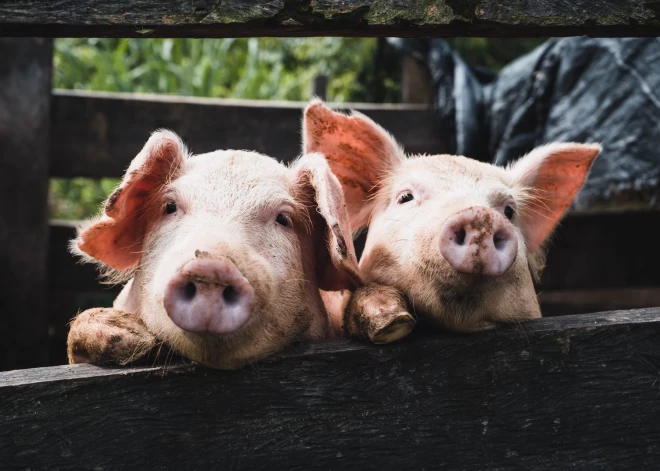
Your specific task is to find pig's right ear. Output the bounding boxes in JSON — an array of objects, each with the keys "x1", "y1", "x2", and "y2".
[
  {"x1": 73, "y1": 130, "x2": 187, "y2": 270},
  {"x1": 293, "y1": 153, "x2": 363, "y2": 292},
  {"x1": 303, "y1": 100, "x2": 405, "y2": 230}
]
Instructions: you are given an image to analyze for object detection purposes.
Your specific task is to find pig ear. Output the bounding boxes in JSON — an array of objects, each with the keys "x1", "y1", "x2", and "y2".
[
  {"x1": 293, "y1": 152, "x2": 364, "y2": 291},
  {"x1": 509, "y1": 143, "x2": 601, "y2": 253},
  {"x1": 303, "y1": 99, "x2": 405, "y2": 230},
  {"x1": 74, "y1": 130, "x2": 187, "y2": 270}
]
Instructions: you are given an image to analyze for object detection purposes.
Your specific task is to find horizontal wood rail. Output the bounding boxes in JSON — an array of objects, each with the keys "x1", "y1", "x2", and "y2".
[
  {"x1": 2, "y1": 1, "x2": 660, "y2": 38},
  {"x1": 50, "y1": 91, "x2": 442, "y2": 178},
  {"x1": 3, "y1": 308, "x2": 660, "y2": 469}
]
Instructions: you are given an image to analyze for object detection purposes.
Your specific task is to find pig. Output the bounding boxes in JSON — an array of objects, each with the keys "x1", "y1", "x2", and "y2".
[
  {"x1": 304, "y1": 101, "x2": 600, "y2": 333},
  {"x1": 67, "y1": 129, "x2": 380, "y2": 369}
]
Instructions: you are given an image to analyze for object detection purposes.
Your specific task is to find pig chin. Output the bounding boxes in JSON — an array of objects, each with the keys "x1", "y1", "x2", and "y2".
[{"x1": 414, "y1": 257, "x2": 541, "y2": 333}]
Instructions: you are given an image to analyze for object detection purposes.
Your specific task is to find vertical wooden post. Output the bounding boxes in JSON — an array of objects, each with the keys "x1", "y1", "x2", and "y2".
[
  {"x1": 312, "y1": 74, "x2": 328, "y2": 101},
  {"x1": 400, "y1": 55, "x2": 433, "y2": 104},
  {"x1": 0, "y1": 38, "x2": 53, "y2": 371}
]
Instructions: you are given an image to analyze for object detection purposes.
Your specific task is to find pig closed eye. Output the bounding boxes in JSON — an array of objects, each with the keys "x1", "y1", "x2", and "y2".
[
  {"x1": 275, "y1": 213, "x2": 291, "y2": 227},
  {"x1": 398, "y1": 193, "x2": 414, "y2": 204},
  {"x1": 504, "y1": 205, "x2": 514, "y2": 220},
  {"x1": 165, "y1": 202, "x2": 177, "y2": 215}
]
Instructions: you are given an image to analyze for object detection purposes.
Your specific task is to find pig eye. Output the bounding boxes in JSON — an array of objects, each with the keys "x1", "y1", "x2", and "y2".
[
  {"x1": 275, "y1": 213, "x2": 291, "y2": 227},
  {"x1": 398, "y1": 192, "x2": 414, "y2": 204},
  {"x1": 504, "y1": 205, "x2": 514, "y2": 220},
  {"x1": 165, "y1": 202, "x2": 177, "y2": 215}
]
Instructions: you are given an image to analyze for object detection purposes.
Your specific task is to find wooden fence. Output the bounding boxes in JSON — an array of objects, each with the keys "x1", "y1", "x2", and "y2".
[
  {"x1": 2, "y1": 308, "x2": 660, "y2": 469},
  {"x1": 1, "y1": 3, "x2": 660, "y2": 468}
]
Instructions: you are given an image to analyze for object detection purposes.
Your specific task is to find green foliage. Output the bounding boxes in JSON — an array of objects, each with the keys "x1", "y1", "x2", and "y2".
[
  {"x1": 49, "y1": 178, "x2": 118, "y2": 220},
  {"x1": 53, "y1": 38, "x2": 383, "y2": 102}
]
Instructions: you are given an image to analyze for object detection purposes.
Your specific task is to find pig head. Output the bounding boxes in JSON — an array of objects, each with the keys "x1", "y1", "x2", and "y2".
[
  {"x1": 304, "y1": 101, "x2": 600, "y2": 332},
  {"x1": 68, "y1": 130, "x2": 361, "y2": 369}
]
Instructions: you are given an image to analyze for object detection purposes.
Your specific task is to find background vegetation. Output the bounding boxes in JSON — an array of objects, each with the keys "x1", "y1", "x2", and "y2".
[{"x1": 50, "y1": 37, "x2": 544, "y2": 220}]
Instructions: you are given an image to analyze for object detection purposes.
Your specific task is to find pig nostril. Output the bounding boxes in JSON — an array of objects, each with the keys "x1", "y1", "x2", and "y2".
[
  {"x1": 493, "y1": 232, "x2": 507, "y2": 250},
  {"x1": 223, "y1": 285, "x2": 240, "y2": 305},
  {"x1": 454, "y1": 228, "x2": 466, "y2": 245},
  {"x1": 183, "y1": 282, "x2": 197, "y2": 301}
]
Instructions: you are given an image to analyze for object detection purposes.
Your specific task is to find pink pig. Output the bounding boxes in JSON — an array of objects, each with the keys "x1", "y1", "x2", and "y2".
[
  {"x1": 304, "y1": 101, "x2": 601, "y2": 334},
  {"x1": 67, "y1": 130, "x2": 377, "y2": 369}
]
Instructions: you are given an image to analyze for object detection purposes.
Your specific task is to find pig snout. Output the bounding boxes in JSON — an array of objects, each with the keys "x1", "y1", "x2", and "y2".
[
  {"x1": 439, "y1": 206, "x2": 518, "y2": 277},
  {"x1": 164, "y1": 257, "x2": 254, "y2": 335}
]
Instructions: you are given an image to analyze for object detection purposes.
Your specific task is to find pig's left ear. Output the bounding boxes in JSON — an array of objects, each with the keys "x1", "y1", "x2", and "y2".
[
  {"x1": 293, "y1": 153, "x2": 364, "y2": 291},
  {"x1": 75, "y1": 130, "x2": 187, "y2": 270},
  {"x1": 509, "y1": 142, "x2": 601, "y2": 253}
]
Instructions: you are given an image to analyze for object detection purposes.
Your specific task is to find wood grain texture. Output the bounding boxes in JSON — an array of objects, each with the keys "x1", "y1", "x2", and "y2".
[
  {"x1": 2, "y1": 309, "x2": 660, "y2": 469},
  {"x1": 50, "y1": 91, "x2": 442, "y2": 178},
  {"x1": 2, "y1": 0, "x2": 660, "y2": 37},
  {"x1": 0, "y1": 38, "x2": 53, "y2": 371}
]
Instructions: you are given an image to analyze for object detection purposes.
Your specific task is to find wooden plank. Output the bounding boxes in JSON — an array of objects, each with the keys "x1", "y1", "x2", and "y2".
[
  {"x1": 2, "y1": 1, "x2": 660, "y2": 37},
  {"x1": 50, "y1": 91, "x2": 443, "y2": 178},
  {"x1": 541, "y1": 210, "x2": 660, "y2": 290},
  {"x1": 540, "y1": 288, "x2": 660, "y2": 317},
  {"x1": 0, "y1": 39, "x2": 53, "y2": 371},
  {"x1": 400, "y1": 55, "x2": 433, "y2": 104},
  {"x1": 2, "y1": 309, "x2": 660, "y2": 469}
]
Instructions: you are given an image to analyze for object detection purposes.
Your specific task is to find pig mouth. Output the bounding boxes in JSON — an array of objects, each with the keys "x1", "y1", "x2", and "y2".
[{"x1": 439, "y1": 271, "x2": 497, "y2": 290}]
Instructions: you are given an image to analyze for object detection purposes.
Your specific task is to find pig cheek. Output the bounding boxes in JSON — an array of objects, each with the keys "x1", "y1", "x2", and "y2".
[
  {"x1": 485, "y1": 243, "x2": 541, "y2": 325},
  {"x1": 361, "y1": 208, "x2": 416, "y2": 277},
  {"x1": 139, "y1": 237, "x2": 193, "y2": 339}
]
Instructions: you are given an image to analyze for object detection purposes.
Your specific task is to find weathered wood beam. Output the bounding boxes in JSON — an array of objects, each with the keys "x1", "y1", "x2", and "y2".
[
  {"x1": 0, "y1": 38, "x2": 53, "y2": 370},
  {"x1": 50, "y1": 91, "x2": 441, "y2": 178},
  {"x1": 401, "y1": 55, "x2": 434, "y2": 104},
  {"x1": 2, "y1": 1, "x2": 660, "y2": 37},
  {"x1": 539, "y1": 287, "x2": 660, "y2": 316},
  {"x1": 2, "y1": 309, "x2": 660, "y2": 469},
  {"x1": 541, "y1": 210, "x2": 660, "y2": 290}
]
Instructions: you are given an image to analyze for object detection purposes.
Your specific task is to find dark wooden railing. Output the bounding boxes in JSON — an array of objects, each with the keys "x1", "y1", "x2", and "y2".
[
  {"x1": 2, "y1": 7, "x2": 660, "y2": 469},
  {"x1": 3, "y1": 308, "x2": 660, "y2": 469},
  {"x1": 1, "y1": 1, "x2": 660, "y2": 37}
]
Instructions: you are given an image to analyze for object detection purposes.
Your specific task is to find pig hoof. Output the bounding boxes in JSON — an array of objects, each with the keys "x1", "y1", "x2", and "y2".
[{"x1": 369, "y1": 313, "x2": 416, "y2": 345}]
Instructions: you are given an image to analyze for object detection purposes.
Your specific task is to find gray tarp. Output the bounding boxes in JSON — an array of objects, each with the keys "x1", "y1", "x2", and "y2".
[{"x1": 388, "y1": 38, "x2": 660, "y2": 211}]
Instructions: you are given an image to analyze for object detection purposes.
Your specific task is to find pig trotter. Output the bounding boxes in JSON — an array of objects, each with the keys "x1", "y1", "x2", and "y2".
[
  {"x1": 344, "y1": 283, "x2": 416, "y2": 344},
  {"x1": 67, "y1": 308, "x2": 163, "y2": 366}
]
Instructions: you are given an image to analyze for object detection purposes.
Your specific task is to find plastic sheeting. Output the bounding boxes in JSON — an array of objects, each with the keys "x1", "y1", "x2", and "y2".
[{"x1": 388, "y1": 38, "x2": 660, "y2": 211}]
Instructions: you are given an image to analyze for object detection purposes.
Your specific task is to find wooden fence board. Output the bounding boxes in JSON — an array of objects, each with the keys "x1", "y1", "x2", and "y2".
[
  {"x1": 2, "y1": 1, "x2": 660, "y2": 37},
  {"x1": 2, "y1": 309, "x2": 660, "y2": 469},
  {"x1": 0, "y1": 38, "x2": 53, "y2": 371},
  {"x1": 50, "y1": 91, "x2": 443, "y2": 178}
]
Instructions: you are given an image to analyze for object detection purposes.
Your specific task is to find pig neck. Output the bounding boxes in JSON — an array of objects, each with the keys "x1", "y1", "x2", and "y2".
[
  {"x1": 113, "y1": 278, "x2": 141, "y2": 314},
  {"x1": 298, "y1": 287, "x2": 335, "y2": 341},
  {"x1": 320, "y1": 289, "x2": 351, "y2": 338}
]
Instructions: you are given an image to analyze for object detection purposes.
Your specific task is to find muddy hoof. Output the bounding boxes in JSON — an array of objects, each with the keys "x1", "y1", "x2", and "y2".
[{"x1": 369, "y1": 312, "x2": 416, "y2": 344}]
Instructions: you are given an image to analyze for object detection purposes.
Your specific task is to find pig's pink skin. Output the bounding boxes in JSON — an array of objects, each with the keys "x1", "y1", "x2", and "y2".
[
  {"x1": 304, "y1": 100, "x2": 601, "y2": 333},
  {"x1": 72, "y1": 131, "x2": 362, "y2": 369},
  {"x1": 439, "y1": 206, "x2": 518, "y2": 277}
]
